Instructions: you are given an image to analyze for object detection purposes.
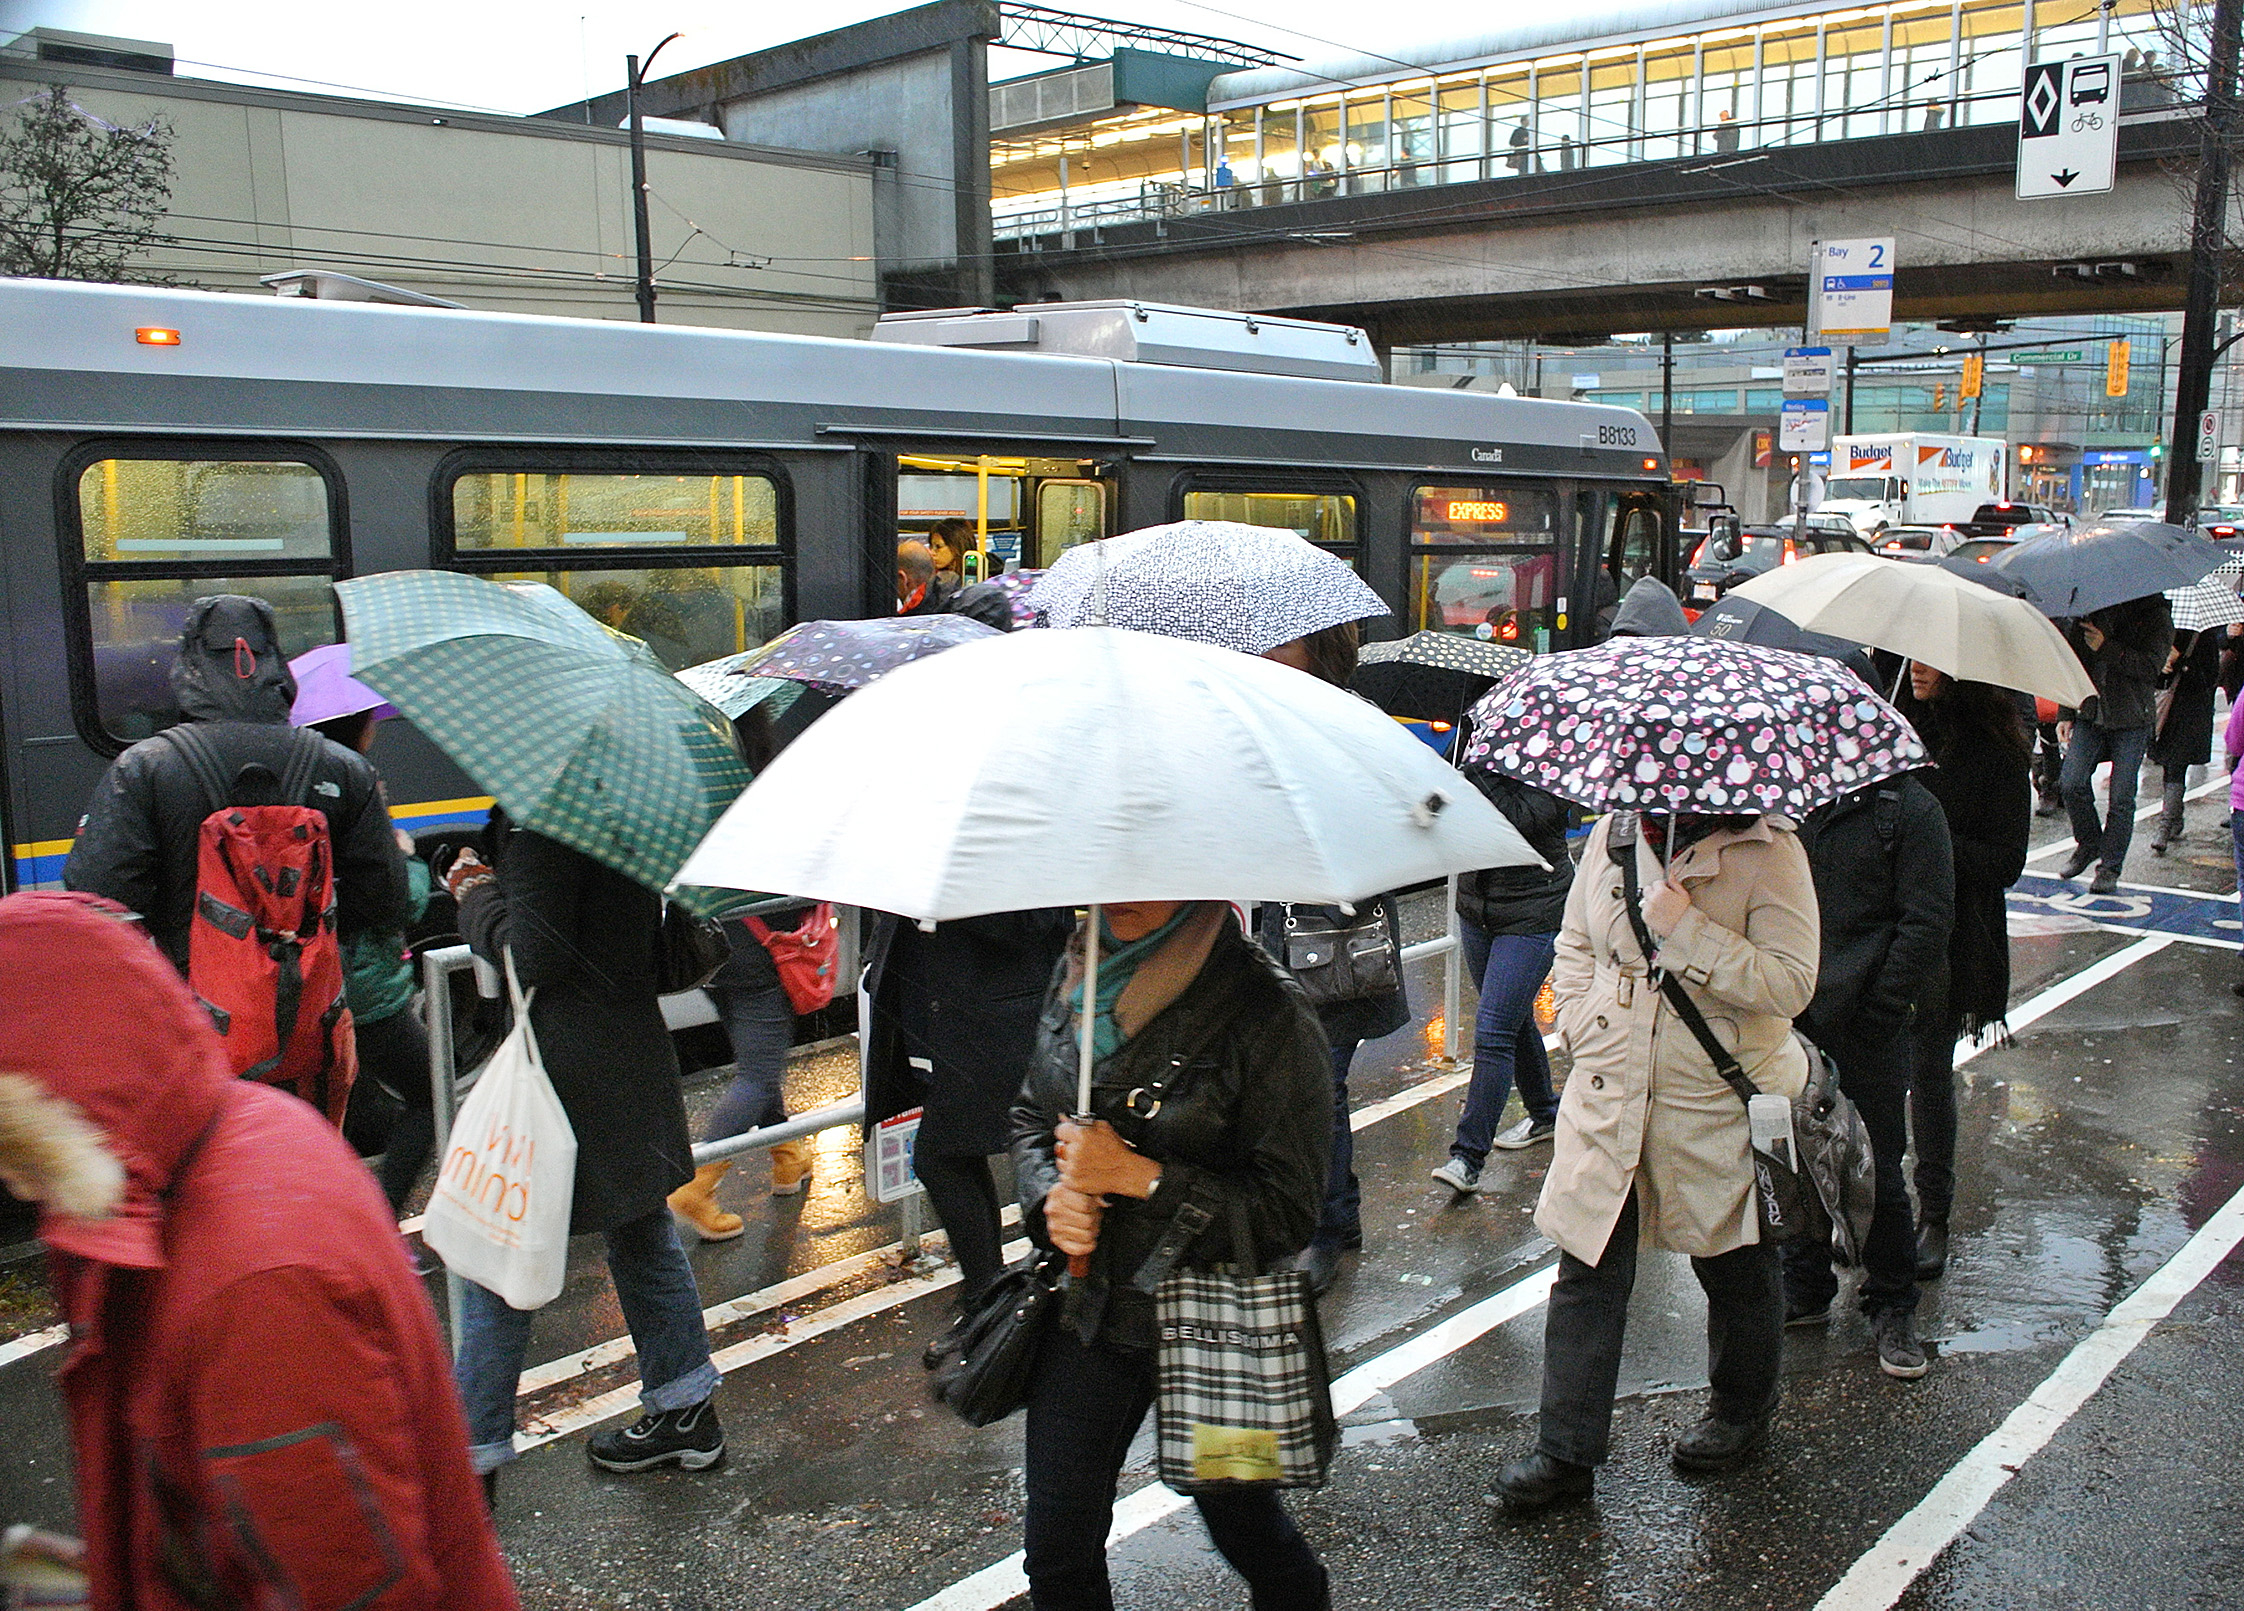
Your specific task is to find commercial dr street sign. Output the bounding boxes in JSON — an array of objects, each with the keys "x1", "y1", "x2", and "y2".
[{"x1": 2017, "y1": 52, "x2": 2120, "y2": 199}]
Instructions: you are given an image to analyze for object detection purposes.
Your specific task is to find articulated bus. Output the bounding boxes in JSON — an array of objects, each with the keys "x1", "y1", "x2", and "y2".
[{"x1": 0, "y1": 279, "x2": 1677, "y2": 893}]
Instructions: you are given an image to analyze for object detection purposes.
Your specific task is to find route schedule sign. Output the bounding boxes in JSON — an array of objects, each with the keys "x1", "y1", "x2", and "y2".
[
  {"x1": 1810, "y1": 239, "x2": 1893, "y2": 346},
  {"x1": 2017, "y1": 52, "x2": 2120, "y2": 199}
]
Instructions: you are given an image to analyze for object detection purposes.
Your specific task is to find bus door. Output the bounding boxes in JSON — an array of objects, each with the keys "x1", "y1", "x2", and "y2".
[
  {"x1": 885, "y1": 449, "x2": 1116, "y2": 595},
  {"x1": 1572, "y1": 484, "x2": 1671, "y2": 644},
  {"x1": 1408, "y1": 482, "x2": 1564, "y2": 652}
]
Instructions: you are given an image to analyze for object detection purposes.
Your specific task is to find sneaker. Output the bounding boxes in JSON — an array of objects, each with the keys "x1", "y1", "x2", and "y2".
[
  {"x1": 2059, "y1": 845, "x2": 2097, "y2": 881},
  {"x1": 587, "y1": 1400, "x2": 726, "y2": 1472},
  {"x1": 2087, "y1": 865, "x2": 2121, "y2": 895},
  {"x1": 1492, "y1": 1116, "x2": 1557, "y2": 1151},
  {"x1": 1784, "y1": 1295, "x2": 1833, "y2": 1329},
  {"x1": 1873, "y1": 1309, "x2": 1929, "y2": 1379},
  {"x1": 1430, "y1": 1156, "x2": 1481, "y2": 1194}
]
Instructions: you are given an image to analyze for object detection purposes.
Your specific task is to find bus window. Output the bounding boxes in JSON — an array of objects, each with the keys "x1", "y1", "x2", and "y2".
[
  {"x1": 445, "y1": 465, "x2": 786, "y2": 670},
  {"x1": 1409, "y1": 485, "x2": 1562, "y2": 652},
  {"x1": 72, "y1": 455, "x2": 343, "y2": 745},
  {"x1": 1036, "y1": 480, "x2": 1107, "y2": 563},
  {"x1": 1182, "y1": 489, "x2": 1356, "y2": 546}
]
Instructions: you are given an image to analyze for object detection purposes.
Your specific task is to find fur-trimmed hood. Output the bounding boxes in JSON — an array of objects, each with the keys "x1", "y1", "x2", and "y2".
[{"x1": 0, "y1": 892, "x2": 232, "y2": 1268}]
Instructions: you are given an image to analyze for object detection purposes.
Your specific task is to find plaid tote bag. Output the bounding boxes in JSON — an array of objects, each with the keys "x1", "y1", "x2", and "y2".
[{"x1": 1152, "y1": 1204, "x2": 1338, "y2": 1494}]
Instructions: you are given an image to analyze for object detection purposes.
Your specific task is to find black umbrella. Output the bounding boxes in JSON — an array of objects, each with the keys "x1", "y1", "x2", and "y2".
[
  {"x1": 1934, "y1": 554, "x2": 2041, "y2": 602},
  {"x1": 1991, "y1": 521, "x2": 2229, "y2": 617},
  {"x1": 1349, "y1": 630, "x2": 1533, "y2": 719},
  {"x1": 1689, "y1": 595, "x2": 1877, "y2": 689}
]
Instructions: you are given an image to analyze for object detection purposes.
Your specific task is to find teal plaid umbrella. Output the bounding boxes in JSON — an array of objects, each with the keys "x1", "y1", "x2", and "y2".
[{"x1": 336, "y1": 571, "x2": 752, "y2": 912}]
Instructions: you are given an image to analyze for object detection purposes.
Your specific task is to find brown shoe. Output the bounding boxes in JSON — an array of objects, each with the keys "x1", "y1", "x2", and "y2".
[
  {"x1": 770, "y1": 1137, "x2": 816, "y2": 1196},
  {"x1": 668, "y1": 1161, "x2": 744, "y2": 1241}
]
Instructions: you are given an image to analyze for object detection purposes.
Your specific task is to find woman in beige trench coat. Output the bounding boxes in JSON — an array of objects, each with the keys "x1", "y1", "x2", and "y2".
[{"x1": 1492, "y1": 807, "x2": 1819, "y2": 1509}]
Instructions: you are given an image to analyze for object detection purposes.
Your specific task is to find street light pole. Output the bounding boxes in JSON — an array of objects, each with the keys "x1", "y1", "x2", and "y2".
[
  {"x1": 627, "y1": 32, "x2": 682, "y2": 325},
  {"x1": 2164, "y1": 0, "x2": 2241, "y2": 523}
]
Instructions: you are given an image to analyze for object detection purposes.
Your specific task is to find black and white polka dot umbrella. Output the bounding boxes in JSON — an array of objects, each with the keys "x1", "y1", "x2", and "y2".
[{"x1": 1028, "y1": 521, "x2": 1388, "y2": 654}]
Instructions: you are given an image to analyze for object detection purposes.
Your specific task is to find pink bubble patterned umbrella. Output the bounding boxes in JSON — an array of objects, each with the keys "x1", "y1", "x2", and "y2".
[{"x1": 1458, "y1": 635, "x2": 1927, "y2": 818}]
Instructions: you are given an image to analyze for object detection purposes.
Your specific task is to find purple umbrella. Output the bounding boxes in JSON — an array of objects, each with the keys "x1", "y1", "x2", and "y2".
[
  {"x1": 288, "y1": 642, "x2": 396, "y2": 727},
  {"x1": 731, "y1": 615, "x2": 1001, "y2": 693},
  {"x1": 1458, "y1": 636, "x2": 1926, "y2": 817}
]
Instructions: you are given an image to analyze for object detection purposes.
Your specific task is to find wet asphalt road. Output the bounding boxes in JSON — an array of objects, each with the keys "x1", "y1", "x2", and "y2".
[{"x1": 4, "y1": 772, "x2": 2243, "y2": 1608}]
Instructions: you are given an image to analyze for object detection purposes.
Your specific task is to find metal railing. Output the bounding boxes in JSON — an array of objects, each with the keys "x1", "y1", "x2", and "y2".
[{"x1": 418, "y1": 887, "x2": 1467, "y2": 1349}]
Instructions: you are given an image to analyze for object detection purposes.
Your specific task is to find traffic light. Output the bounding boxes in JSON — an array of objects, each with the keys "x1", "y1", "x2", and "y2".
[
  {"x1": 1960, "y1": 352, "x2": 1984, "y2": 399},
  {"x1": 2150, "y1": 441, "x2": 2165, "y2": 459},
  {"x1": 1933, "y1": 382, "x2": 1947, "y2": 411},
  {"x1": 2107, "y1": 338, "x2": 2131, "y2": 399}
]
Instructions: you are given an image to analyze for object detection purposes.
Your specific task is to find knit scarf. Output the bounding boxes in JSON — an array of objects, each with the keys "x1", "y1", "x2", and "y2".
[{"x1": 1068, "y1": 906, "x2": 1199, "y2": 1063}]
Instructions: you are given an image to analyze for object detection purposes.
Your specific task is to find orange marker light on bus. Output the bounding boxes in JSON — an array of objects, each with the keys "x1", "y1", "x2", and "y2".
[{"x1": 135, "y1": 327, "x2": 182, "y2": 346}]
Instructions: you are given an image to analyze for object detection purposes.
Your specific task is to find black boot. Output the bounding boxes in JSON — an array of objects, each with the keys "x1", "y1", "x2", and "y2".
[
  {"x1": 1486, "y1": 1450, "x2": 1594, "y2": 1510},
  {"x1": 1671, "y1": 1412, "x2": 1770, "y2": 1471},
  {"x1": 482, "y1": 1469, "x2": 499, "y2": 1510},
  {"x1": 1915, "y1": 1218, "x2": 1949, "y2": 1281}
]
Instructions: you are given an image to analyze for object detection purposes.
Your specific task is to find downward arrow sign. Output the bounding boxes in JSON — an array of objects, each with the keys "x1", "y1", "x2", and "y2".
[{"x1": 2052, "y1": 168, "x2": 2081, "y2": 187}]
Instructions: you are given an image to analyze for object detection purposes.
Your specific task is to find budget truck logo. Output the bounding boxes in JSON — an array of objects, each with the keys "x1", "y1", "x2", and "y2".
[{"x1": 1918, "y1": 445, "x2": 1980, "y2": 470}]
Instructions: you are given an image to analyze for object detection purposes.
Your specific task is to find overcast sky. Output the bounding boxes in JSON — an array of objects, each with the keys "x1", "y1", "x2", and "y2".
[{"x1": 0, "y1": 0, "x2": 1576, "y2": 114}]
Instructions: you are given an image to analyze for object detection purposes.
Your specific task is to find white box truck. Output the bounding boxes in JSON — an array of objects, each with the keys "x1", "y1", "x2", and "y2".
[{"x1": 1815, "y1": 434, "x2": 2007, "y2": 535}]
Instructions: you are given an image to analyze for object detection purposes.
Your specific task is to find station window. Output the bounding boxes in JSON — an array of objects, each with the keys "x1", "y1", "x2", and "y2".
[
  {"x1": 1181, "y1": 488, "x2": 1357, "y2": 547},
  {"x1": 70, "y1": 453, "x2": 344, "y2": 746},
  {"x1": 1409, "y1": 484, "x2": 1562, "y2": 652},
  {"x1": 443, "y1": 463, "x2": 787, "y2": 671}
]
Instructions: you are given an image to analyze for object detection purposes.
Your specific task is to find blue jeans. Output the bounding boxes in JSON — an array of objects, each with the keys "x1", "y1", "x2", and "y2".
[
  {"x1": 2060, "y1": 721, "x2": 2151, "y2": 874},
  {"x1": 704, "y1": 981, "x2": 793, "y2": 1142},
  {"x1": 1022, "y1": 1330, "x2": 1325, "y2": 1610},
  {"x1": 1313, "y1": 1039, "x2": 1361, "y2": 1251},
  {"x1": 1452, "y1": 923, "x2": 1559, "y2": 1167},
  {"x1": 453, "y1": 1204, "x2": 719, "y2": 1473}
]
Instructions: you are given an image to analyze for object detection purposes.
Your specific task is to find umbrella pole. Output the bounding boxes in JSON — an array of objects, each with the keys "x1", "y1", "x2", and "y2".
[{"x1": 1067, "y1": 905, "x2": 1102, "y2": 1280}]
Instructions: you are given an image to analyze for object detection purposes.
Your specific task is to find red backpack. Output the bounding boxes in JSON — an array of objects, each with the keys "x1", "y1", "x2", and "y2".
[
  {"x1": 743, "y1": 903, "x2": 840, "y2": 1015},
  {"x1": 162, "y1": 723, "x2": 357, "y2": 1127}
]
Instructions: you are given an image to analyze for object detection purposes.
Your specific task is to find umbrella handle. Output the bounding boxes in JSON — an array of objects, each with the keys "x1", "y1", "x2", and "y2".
[
  {"x1": 1066, "y1": 905, "x2": 1103, "y2": 1284},
  {"x1": 1069, "y1": 1252, "x2": 1090, "y2": 1279}
]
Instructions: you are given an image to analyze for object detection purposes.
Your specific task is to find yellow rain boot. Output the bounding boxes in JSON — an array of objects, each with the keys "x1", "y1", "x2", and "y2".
[
  {"x1": 770, "y1": 1137, "x2": 816, "y2": 1197},
  {"x1": 668, "y1": 1161, "x2": 743, "y2": 1242}
]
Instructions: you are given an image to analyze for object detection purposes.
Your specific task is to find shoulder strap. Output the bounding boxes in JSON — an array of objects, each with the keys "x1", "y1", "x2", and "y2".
[
  {"x1": 1872, "y1": 786, "x2": 1901, "y2": 850},
  {"x1": 159, "y1": 724, "x2": 232, "y2": 818},
  {"x1": 279, "y1": 727, "x2": 326, "y2": 809},
  {"x1": 1617, "y1": 839, "x2": 1762, "y2": 1110}
]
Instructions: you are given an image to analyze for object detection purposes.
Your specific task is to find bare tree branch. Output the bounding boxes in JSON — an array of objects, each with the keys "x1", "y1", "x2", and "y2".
[{"x1": 0, "y1": 84, "x2": 176, "y2": 282}]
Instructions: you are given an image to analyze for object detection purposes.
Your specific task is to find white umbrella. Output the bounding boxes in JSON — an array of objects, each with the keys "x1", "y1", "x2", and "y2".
[
  {"x1": 2166, "y1": 556, "x2": 2244, "y2": 635},
  {"x1": 675, "y1": 625, "x2": 1538, "y2": 1113},
  {"x1": 1028, "y1": 520, "x2": 1388, "y2": 653},
  {"x1": 1728, "y1": 551, "x2": 2095, "y2": 706}
]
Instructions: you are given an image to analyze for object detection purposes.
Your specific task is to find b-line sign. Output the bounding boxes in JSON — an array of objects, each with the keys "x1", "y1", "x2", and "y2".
[
  {"x1": 1810, "y1": 239, "x2": 1893, "y2": 346},
  {"x1": 2017, "y1": 52, "x2": 2120, "y2": 199}
]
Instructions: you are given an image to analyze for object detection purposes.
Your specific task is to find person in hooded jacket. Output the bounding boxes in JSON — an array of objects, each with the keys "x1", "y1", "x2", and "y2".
[
  {"x1": 2058, "y1": 593, "x2": 2172, "y2": 893},
  {"x1": 64, "y1": 597, "x2": 413, "y2": 971},
  {"x1": 2149, "y1": 627, "x2": 2221, "y2": 854},
  {"x1": 1012, "y1": 900, "x2": 1333, "y2": 1610},
  {"x1": 1432, "y1": 773, "x2": 1574, "y2": 1192},
  {"x1": 1895, "y1": 666, "x2": 2031, "y2": 1279},
  {"x1": 0, "y1": 891, "x2": 516, "y2": 1611},
  {"x1": 1787, "y1": 772, "x2": 1952, "y2": 1378},
  {"x1": 1492, "y1": 808, "x2": 1819, "y2": 1510},
  {"x1": 1607, "y1": 576, "x2": 1691, "y2": 639},
  {"x1": 440, "y1": 818, "x2": 724, "y2": 1482}
]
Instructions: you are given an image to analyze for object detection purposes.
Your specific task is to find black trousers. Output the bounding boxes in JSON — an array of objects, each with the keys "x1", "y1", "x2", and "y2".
[
  {"x1": 1782, "y1": 1025, "x2": 1918, "y2": 1316},
  {"x1": 1022, "y1": 1330, "x2": 1327, "y2": 1611},
  {"x1": 1537, "y1": 1188, "x2": 1781, "y2": 1467},
  {"x1": 915, "y1": 1151, "x2": 1005, "y2": 1304},
  {"x1": 360, "y1": 1006, "x2": 435, "y2": 1216},
  {"x1": 1908, "y1": 985, "x2": 1963, "y2": 1225}
]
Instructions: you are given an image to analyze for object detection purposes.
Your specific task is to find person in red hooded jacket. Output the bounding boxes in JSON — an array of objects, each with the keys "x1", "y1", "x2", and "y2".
[{"x1": 0, "y1": 891, "x2": 517, "y2": 1611}]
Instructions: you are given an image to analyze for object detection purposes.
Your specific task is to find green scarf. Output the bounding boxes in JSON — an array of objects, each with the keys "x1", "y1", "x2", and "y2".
[{"x1": 1068, "y1": 905, "x2": 1199, "y2": 1064}]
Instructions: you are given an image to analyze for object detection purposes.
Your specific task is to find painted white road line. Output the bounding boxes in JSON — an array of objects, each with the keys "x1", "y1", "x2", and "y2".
[
  {"x1": 1953, "y1": 933, "x2": 2172, "y2": 1068},
  {"x1": 1813, "y1": 1174, "x2": 2244, "y2": 1611},
  {"x1": 899, "y1": 1256, "x2": 1564, "y2": 1611},
  {"x1": 2024, "y1": 773, "x2": 2227, "y2": 864},
  {"x1": 0, "y1": 1324, "x2": 66, "y2": 1369}
]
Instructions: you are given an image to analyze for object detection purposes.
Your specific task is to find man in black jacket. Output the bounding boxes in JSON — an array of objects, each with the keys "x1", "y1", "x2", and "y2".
[
  {"x1": 64, "y1": 595, "x2": 413, "y2": 970},
  {"x1": 2058, "y1": 594, "x2": 2171, "y2": 894},
  {"x1": 1790, "y1": 774, "x2": 1954, "y2": 1380}
]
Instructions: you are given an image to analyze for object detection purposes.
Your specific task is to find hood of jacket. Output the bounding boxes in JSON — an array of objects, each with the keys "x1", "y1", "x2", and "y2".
[
  {"x1": 0, "y1": 893, "x2": 233, "y2": 1269},
  {"x1": 170, "y1": 594, "x2": 299, "y2": 724},
  {"x1": 1609, "y1": 576, "x2": 1690, "y2": 638}
]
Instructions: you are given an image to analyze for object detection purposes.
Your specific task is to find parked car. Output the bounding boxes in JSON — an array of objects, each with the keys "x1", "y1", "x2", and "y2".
[{"x1": 1683, "y1": 525, "x2": 1872, "y2": 611}]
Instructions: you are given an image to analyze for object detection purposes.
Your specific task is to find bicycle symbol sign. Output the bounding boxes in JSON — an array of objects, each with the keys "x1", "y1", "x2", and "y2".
[{"x1": 2017, "y1": 52, "x2": 2120, "y2": 200}]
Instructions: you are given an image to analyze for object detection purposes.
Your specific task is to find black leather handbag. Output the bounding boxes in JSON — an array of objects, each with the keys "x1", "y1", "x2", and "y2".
[
  {"x1": 926, "y1": 1247, "x2": 1068, "y2": 1427},
  {"x1": 1279, "y1": 901, "x2": 1400, "y2": 1008}
]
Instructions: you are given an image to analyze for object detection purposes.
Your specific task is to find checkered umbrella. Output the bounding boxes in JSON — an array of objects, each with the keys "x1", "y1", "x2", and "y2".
[
  {"x1": 2165, "y1": 556, "x2": 2244, "y2": 635},
  {"x1": 1350, "y1": 630, "x2": 1533, "y2": 719},
  {"x1": 1029, "y1": 521, "x2": 1388, "y2": 653},
  {"x1": 336, "y1": 571, "x2": 752, "y2": 913}
]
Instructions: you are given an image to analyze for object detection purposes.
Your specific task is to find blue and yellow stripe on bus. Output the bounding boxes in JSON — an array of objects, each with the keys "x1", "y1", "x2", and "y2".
[{"x1": 11, "y1": 795, "x2": 496, "y2": 890}]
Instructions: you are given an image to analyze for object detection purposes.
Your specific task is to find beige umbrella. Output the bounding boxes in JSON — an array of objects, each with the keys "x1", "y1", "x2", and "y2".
[{"x1": 1728, "y1": 551, "x2": 2094, "y2": 706}]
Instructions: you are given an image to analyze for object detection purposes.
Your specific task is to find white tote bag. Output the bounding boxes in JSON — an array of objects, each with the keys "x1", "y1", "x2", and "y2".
[{"x1": 422, "y1": 951, "x2": 577, "y2": 1310}]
